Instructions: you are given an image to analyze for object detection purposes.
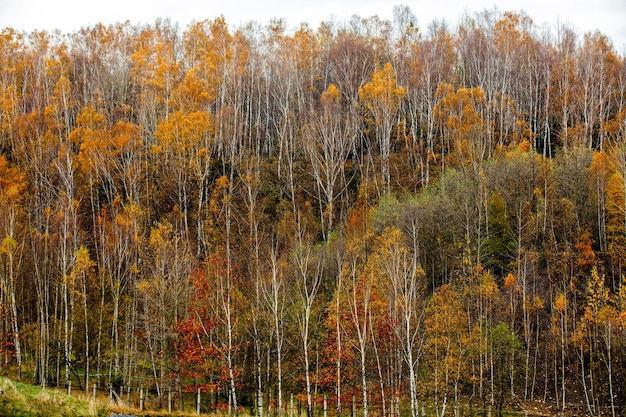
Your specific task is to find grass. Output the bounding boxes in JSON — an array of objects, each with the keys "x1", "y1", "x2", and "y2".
[
  {"x1": 0, "y1": 377, "x2": 108, "y2": 417},
  {"x1": 0, "y1": 376, "x2": 555, "y2": 417},
  {"x1": 0, "y1": 377, "x2": 231, "y2": 417}
]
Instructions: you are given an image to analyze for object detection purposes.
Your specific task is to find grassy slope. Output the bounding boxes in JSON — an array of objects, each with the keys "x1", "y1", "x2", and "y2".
[
  {"x1": 0, "y1": 377, "x2": 107, "y2": 417},
  {"x1": 0, "y1": 377, "x2": 554, "y2": 417},
  {"x1": 0, "y1": 377, "x2": 217, "y2": 417}
]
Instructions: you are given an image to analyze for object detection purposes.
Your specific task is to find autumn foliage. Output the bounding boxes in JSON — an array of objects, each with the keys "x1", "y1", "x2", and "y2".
[{"x1": 1, "y1": 7, "x2": 626, "y2": 416}]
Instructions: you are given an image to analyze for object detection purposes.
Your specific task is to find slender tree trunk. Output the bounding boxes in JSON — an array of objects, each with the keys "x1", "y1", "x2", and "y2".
[
  {"x1": 560, "y1": 310, "x2": 566, "y2": 411},
  {"x1": 335, "y1": 278, "x2": 342, "y2": 417},
  {"x1": 304, "y1": 309, "x2": 314, "y2": 417},
  {"x1": 360, "y1": 345, "x2": 368, "y2": 417},
  {"x1": 83, "y1": 273, "x2": 90, "y2": 390},
  {"x1": 407, "y1": 335, "x2": 418, "y2": 417},
  {"x1": 272, "y1": 269, "x2": 284, "y2": 417},
  {"x1": 96, "y1": 271, "x2": 106, "y2": 387},
  {"x1": 578, "y1": 346, "x2": 593, "y2": 415},
  {"x1": 370, "y1": 316, "x2": 386, "y2": 417},
  {"x1": 7, "y1": 250, "x2": 21, "y2": 380},
  {"x1": 605, "y1": 322, "x2": 615, "y2": 417},
  {"x1": 224, "y1": 189, "x2": 238, "y2": 417}
]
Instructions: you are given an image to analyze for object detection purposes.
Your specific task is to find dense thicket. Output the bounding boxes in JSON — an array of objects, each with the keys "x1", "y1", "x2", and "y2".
[{"x1": 1, "y1": 6, "x2": 626, "y2": 416}]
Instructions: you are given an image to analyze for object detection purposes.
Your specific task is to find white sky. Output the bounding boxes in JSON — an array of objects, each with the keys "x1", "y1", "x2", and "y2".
[{"x1": 1, "y1": 0, "x2": 625, "y2": 52}]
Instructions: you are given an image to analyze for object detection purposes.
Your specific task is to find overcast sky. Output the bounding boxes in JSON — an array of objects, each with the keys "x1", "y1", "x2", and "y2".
[{"x1": 1, "y1": 0, "x2": 625, "y2": 52}]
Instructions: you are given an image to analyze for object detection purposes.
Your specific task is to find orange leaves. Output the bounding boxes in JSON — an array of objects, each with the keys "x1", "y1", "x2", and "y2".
[
  {"x1": 493, "y1": 11, "x2": 534, "y2": 56},
  {"x1": 359, "y1": 62, "x2": 406, "y2": 116},
  {"x1": 181, "y1": 17, "x2": 244, "y2": 110},
  {"x1": 74, "y1": 105, "x2": 106, "y2": 131},
  {"x1": 321, "y1": 84, "x2": 341, "y2": 107},
  {"x1": 576, "y1": 231, "x2": 596, "y2": 270},
  {"x1": 589, "y1": 151, "x2": 610, "y2": 179},
  {"x1": 292, "y1": 23, "x2": 321, "y2": 78},
  {"x1": 0, "y1": 154, "x2": 26, "y2": 202},
  {"x1": 434, "y1": 83, "x2": 486, "y2": 137},
  {"x1": 604, "y1": 110, "x2": 626, "y2": 148},
  {"x1": 72, "y1": 106, "x2": 108, "y2": 178},
  {"x1": 130, "y1": 21, "x2": 180, "y2": 98},
  {"x1": 359, "y1": 62, "x2": 406, "y2": 188},
  {"x1": 554, "y1": 292, "x2": 567, "y2": 314},
  {"x1": 433, "y1": 82, "x2": 492, "y2": 170},
  {"x1": 155, "y1": 110, "x2": 213, "y2": 154},
  {"x1": 171, "y1": 70, "x2": 213, "y2": 111}
]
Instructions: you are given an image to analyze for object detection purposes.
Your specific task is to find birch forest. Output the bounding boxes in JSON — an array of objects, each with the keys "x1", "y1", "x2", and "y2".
[{"x1": 1, "y1": 5, "x2": 626, "y2": 416}]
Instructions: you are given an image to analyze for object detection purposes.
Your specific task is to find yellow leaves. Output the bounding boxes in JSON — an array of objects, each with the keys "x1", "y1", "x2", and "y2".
[
  {"x1": 182, "y1": 17, "x2": 241, "y2": 107},
  {"x1": 130, "y1": 22, "x2": 180, "y2": 97},
  {"x1": 425, "y1": 284, "x2": 474, "y2": 380},
  {"x1": 52, "y1": 76, "x2": 71, "y2": 105},
  {"x1": 554, "y1": 292, "x2": 567, "y2": 313},
  {"x1": 618, "y1": 275, "x2": 626, "y2": 316},
  {"x1": 65, "y1": 246, "x2": 95, "y2": 288},
  {"x1": 359, "y1": 62, "x2": 406, "y2": 113},
  {"x1": 155, "y1": 110, "x2": 214, "y2": 159},
  {"x1": 573, "y1": 266, "x2": 624, "y2": 354},
  {"x1": 0, "y1": 236, "x2": 17, "y2": 255},
  {"x1": 434, "y1": 82, "x2": 455, "y2": 113},
  {"x1": 434, "y1": 82, "x2": 489, "y2": 167},
  {"x1": 148, "y1": 221, "x2": 173, "y2": 250},
  {"x1": 479, "y1": 269, "x2": 499, "y2": 298},
  {"x1": 434, "y1": 83, "x2": 485, "y2": 120},
  {"x1": 213, "y1": 175, "x2": 231, "y2": 196},
  {"x1": 596, "y1": 304, "x2": 618, "y2": 325},
  {"x1": 321, "y1": 84, "x2": 340, "y2": 106},
  {"x1": 532, "y1": 295, "x2": 544, "y2": 310},
  {"x1": 292, "y1": 23, "x2": 319, "y2": 73},
  {"x1": 606, "y1": 172, "x2": 626, "y2": 261},
  {"x1": 136, "y1": 278, "x2": 151, "y2": 294},
  {"x1": 75, "y1": 108, "x2": 143, "y2": 205},
  {"x1": 113, "y1": 210, "x2": 133, "y2": 229},
  {"x1": 586, "y1": 267, "x2": 610, "y2": 312},
  {"x1": 73, "y1": 246, "x2": 95, "y2": 273}
]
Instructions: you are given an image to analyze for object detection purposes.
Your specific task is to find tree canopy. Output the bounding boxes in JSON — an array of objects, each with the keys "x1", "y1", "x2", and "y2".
[{"x1": 1, "y1": 8, "x2": 626, "y2": 416}]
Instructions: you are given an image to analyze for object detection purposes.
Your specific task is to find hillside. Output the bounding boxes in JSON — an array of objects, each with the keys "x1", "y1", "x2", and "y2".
[
  {"x1": 0, "y1": 7, "x2": 625, "y2": 417},
  {"x1": 0, "y1": 377, "x2": 105, "y2": 417}
]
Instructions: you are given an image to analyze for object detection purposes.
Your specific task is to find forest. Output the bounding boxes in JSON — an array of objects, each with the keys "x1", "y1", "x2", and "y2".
[{"x1": 0, "y1": 5, "x2": 626, "y2": 416}]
